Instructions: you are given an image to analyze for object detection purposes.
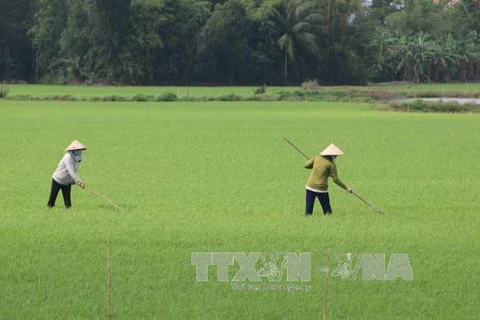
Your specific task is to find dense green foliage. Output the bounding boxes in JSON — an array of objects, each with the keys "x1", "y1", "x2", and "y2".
[
  {"x1": 1, "y1": 0, "x2": 480, "y2": 84},
  {"x1": 1, "y1": 98, "x2": 479, "y2": 318}
]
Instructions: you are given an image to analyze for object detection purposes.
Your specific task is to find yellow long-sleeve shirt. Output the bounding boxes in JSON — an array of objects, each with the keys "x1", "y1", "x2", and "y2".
[{"x1": 304, "y1": 155, "x2": 347, "y2": 191}]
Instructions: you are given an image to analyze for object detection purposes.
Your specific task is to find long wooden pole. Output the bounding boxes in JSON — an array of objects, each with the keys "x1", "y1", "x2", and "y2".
[
  {"x1": 85, "y1": 188, "x2": 122, "y2": 211},
  {"x1": 352, "y1": 191, "x2": 383, "y2": 214},
  {"x1": 284, "y1": 138, "x2": 310, "y2": 160}
]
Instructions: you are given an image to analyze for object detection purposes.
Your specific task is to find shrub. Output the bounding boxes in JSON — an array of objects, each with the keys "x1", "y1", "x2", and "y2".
[
  {"x1": 183, "y1": 96, "x2": 209, "y2": 102},
  {"x1": 102, "y1": 95, "x2": 127, "y2": 102},
  {"x1": 351, "y1": 96, "x2": 374, "y2": 103},
  {"x1": 407, "y1": 99, "x2": 428, "y2": 111},
  {"x1": 274, "y1": 91, "x2": 291, "y2": 101},
  {"x1": 218, "y1": 94, "x2": 243, "y2": 101},
  {"x1": 0, "y1": 84, "x2": 9, "y2": 98},
  {"x1": 301, "y1": 79, "x2": 321, "y2": 91},
  {"x1": 388, "y1": 99, "x2": 478, "y2": 113},
  {"x1": 427, "y1": 102, "x2": 477, "y2": 113},
  {"x1": 59, "y1": 94, "x2": 77, "y2": 101},
  {"x1": 254, "y1": 84, "x2": 266, "y2": 94},
  {"x1": 43, "y1": 95, "x2": 61, "y2": 100},
  {"x1": 275, "y1": 90, "x2": 326, "y2": 101},
  {"x1": 133, "y1": 94, "x2": 153, "y2": 102},
  {"x1": 244, "y1": 95, "x2": 263, "y2": 101},
  {"x1": 9, "y1": 94, "x2": 32, "y2": 100},
  {"x1": 156, "y1": 92, "x2": 177, "y2": 102}
]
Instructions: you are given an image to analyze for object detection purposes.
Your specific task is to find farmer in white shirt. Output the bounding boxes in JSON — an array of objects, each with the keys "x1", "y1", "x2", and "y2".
[{"x1": 47, "y1": 140, "x2": 87, "y2": 208}]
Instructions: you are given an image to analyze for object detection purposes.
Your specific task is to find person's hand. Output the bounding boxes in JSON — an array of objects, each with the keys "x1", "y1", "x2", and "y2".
[
  {"x1": 79, "y1": 182, "x2": 86, "y2": 189},
  {"x1": 347, "y1": 186, "x2": 353, "y2": 193}
]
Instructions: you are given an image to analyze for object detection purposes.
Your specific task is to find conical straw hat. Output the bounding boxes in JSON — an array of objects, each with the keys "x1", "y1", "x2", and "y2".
[
  {"x1": 65, "y1": 140, "x2": 87, "y2": 151},
  {"x1": 320, "y1": 143, "x2": 344, "y2": 156}
]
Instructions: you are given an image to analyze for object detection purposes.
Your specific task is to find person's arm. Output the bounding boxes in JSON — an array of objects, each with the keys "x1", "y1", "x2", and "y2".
[
  {"x1": 330, "y1": 163, "x2": 351, "y2": 191},
  {"x1": 304, "y1": 157, "x2": 314, "y2": 169},
  {"x1": 64, "y1": 154, "x2": 85, "y2": 188}
]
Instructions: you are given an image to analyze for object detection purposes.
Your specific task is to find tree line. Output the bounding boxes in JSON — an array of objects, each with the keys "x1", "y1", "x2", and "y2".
[{"x1": 0, "y1": 0, "x2": 479, "y2": 85}]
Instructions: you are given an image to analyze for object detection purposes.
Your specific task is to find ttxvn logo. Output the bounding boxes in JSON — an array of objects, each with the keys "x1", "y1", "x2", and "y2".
[
  {"x1": 330, "y1": 253, "x2": 414, "y2": 281},
  {"x1": 191, "y1": 252, "x2": 413, "y2": 291}
]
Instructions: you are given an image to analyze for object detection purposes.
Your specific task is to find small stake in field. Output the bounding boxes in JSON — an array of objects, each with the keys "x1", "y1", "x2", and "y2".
[
  {"x1": 106, "y1": 234, "x2": 113, "y2": 319},
  {"x1": 323, "y1": 248, "x2": 331, "y2": 320},
  {"x1": 284, "y1": 138, "x2": 384, "y2": 214},
  {"x1": 83, "y1": 188, "x2": 122, "y2": 211}
]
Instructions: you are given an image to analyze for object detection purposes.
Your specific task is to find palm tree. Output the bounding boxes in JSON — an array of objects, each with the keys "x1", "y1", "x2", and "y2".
[
  {"x1": 456, "y1": 32, "x2": 480, "y2": 81},
  {"x1": 394, "y1": 32, "x2": 435, "y2": 83},
  {"x1": 272, "y1": 0, "x2": 321, "y2": 84},
  {"x1": 430, "y1": 35, "x2": 460, "y2": 82},
  {"x1": 371, "y1": 27, "x2": 399, "y2": 81}
]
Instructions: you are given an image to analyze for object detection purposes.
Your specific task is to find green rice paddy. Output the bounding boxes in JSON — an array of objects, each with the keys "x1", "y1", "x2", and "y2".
[{"x1": 0, "y1": 88, "x2": 479, "y2": 319}]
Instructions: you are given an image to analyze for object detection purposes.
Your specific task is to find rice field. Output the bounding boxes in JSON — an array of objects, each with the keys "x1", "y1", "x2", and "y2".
[{"x1": 0, "y1": 88, "x2": 479, "y2": 319}]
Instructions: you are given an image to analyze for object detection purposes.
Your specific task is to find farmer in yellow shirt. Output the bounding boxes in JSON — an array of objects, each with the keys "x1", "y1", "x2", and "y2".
[{"x1": 304, "y1": 143, "x2": 352, "y2": 216}]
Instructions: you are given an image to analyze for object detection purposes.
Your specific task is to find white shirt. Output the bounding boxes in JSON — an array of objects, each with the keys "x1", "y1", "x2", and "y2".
[
  {"x1": 52, "y1": 153, "x2": 82, "y2": 185},
  {"x1": 306, "y1": 186, "x2": 328, "y2": 193}
]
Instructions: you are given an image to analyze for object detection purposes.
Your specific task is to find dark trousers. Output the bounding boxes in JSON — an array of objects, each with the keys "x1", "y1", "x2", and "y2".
[
  {"x1": 305, "y1": 189, "x2": 332, "y2": 215},
  {"x1": 47, "y1": 179, "x2": 72, "y2": 208}
]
